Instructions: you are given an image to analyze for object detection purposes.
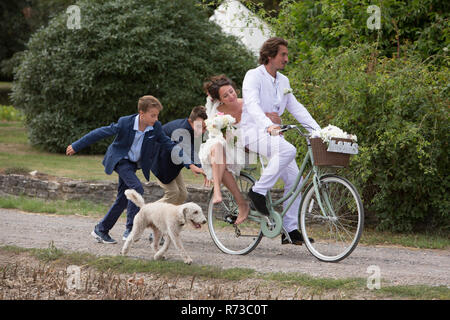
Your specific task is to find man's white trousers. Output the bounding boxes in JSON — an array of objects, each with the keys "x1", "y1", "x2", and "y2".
[{"x1": 245, "y1": 133, "x2": 302, "y2": 233}]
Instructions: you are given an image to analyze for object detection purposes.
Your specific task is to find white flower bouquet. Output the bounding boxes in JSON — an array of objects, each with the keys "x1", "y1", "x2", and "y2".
[
  {"x1": 311, "y1": 125, "x2": 357, "y2": 144},
  {"x1": 205, "y1": 113, "x2": 236, "y2": 138}
]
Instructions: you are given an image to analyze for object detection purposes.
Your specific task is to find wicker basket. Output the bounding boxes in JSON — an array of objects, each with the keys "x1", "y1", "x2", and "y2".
[{"x1": 310, "y1": 138, "x2": 353, "y2": 167}]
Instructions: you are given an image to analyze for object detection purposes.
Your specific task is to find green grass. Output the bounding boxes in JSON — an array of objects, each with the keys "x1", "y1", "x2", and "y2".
[
  {"x1": 0, "y1": 121, "x2": 28, "y2": 143},
  {"x1": 2, "y1": 244, "x2": 448, "y2": 300},
  {"x1": 0, "y1": 195, "x2": 109, "y2": 217},
  {"x1": 89, "y1": 255, "x2": 256, "y2": 281},
  {"x1": 0, "y1": 244, "x2": 255, "y2": 281},
  {"x1": 0, "y1": 121, "x2": 206, "y2": 184},
  {"x1": 361, "y1": 227, "x2": 450, "y2": 250},
  {"x1": 263, "y1": 272, "x2": 365, "y2": 290},
  {"x1": 0, "y1": 121, "x2": 122, "y2": 180},
  {"x1": 377, "y1": 285, "x2": 450, "y2": 300},
  {"x1": 0, "y1": 149, "x2": 114, "y2": 181}
]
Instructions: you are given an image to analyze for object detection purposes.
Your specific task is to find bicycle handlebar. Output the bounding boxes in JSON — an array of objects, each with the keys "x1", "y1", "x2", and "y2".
[{"x1": 278, "y1": 124, "x2": 311, "y2": 138}]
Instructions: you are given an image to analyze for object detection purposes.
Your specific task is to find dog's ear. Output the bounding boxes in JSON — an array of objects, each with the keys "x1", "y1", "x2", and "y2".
[{"x1": 177, "y1": 207, "x2": 188, "y2": 225}]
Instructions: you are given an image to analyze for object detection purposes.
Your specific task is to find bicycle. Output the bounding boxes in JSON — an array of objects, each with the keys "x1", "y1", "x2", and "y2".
[{"x1": 207, "y1": 124, "x2": 364, "y2": 262}]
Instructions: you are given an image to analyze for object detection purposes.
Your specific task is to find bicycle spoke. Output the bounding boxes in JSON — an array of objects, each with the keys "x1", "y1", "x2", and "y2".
[
  {"x1": 208, "y1": 173, "x2": 263, "y2": 255},
  {"x1": 301, "y1": 175, "x2": 363, "y2": 262}
]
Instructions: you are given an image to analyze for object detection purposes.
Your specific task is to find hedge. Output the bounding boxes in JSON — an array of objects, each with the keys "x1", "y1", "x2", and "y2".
[{"x1": 12, "y1": 0, "x2": 256, "y2": 153}]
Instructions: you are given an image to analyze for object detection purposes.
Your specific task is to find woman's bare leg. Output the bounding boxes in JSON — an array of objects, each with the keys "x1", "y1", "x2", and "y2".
[
  {"x1": 210, "y1": 143, "x2": 225, "y2": 204},
  {"x1": 210, "y1": 142, "x2": 249, "y2": 223},
  {"x1": 221, "y1": 170, "x2": 249, "y2": 224}
]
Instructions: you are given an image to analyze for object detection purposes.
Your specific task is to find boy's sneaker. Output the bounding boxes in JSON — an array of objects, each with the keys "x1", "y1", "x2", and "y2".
[
  {"x1": 122, "y1": 228, "x2": 131, "y2": 241},
  {"x1": 91, "y1": 225, "x2": 117, "y2": 244}
]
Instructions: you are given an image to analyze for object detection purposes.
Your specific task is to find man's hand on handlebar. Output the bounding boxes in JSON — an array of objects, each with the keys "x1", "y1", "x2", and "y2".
[
  {"x1": 267, "y1": 123, "x2": 311, "y2": 137},
  {"x1": 267, "y1": 124, "x2": 282, "y2": 136}
]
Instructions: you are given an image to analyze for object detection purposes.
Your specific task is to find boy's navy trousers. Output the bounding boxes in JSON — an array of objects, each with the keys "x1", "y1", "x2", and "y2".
[{"x1": 97, "y1": 159, "x2": 144, "y2": 233}]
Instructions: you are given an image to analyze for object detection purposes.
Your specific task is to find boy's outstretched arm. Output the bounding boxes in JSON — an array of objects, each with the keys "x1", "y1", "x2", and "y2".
[{"x1": 66, "y1": 122, "x2": 120, "y2": 155}]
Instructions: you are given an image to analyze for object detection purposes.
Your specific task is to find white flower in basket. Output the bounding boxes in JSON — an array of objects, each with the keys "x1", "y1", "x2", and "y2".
[
  {"x1": 311, "y1": 125, "x2": 357, "y2": 144},
  {"x1": 311, "y1": 125, "x2": 358, "y2": 155}
]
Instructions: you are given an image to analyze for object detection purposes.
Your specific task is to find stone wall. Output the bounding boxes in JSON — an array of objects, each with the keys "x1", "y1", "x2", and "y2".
[
  {"x1": 0, "y1": 174, "x2": 211, "y2": 211},
  {"x1": 0, "y1": 173, "x2": 284, "y2": 213}
]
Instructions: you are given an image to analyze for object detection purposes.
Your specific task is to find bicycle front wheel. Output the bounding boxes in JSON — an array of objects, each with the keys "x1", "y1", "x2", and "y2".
[
  {"x1": 207, "y1": 172, "x2": 263, "y2": 255},
  {"x1": 300, "y1": 175, "x2": 364, "y2": 262}
]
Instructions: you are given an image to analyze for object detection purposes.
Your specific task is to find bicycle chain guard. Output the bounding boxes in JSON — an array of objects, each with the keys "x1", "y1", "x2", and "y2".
[{"x1": 260, "y1": 210, "x2": 283, "y2": 238}]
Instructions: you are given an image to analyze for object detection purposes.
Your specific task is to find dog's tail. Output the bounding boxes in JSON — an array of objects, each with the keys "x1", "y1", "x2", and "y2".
[{"x1": 124, "y1": 189, "x2": 145, "y2": 208}]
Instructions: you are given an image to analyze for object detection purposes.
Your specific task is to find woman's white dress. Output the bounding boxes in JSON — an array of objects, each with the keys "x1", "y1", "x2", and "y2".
[{"x1": 199, "y1": 97, "x2": 246, "y2": 180}]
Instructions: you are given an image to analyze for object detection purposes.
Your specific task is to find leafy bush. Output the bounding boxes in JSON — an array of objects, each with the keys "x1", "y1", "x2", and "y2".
[
  {"x1": 275, "y1": 0, "x2": 449, "y2": 65},
  {"x1": 282, "y1": 45, "x2": 449, "y2": 233},
  {"x1": 12, "y1": 0, "x2": 256, "y2": 153}
]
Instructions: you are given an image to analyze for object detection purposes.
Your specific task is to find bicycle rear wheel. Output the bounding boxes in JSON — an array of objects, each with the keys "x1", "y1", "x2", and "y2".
[
  {"x1": 208, "y1": 172, "x2": 263, "y2": 255},
  {"x1": 300, "y1": 174, "x2": 364, "y2": 262}
]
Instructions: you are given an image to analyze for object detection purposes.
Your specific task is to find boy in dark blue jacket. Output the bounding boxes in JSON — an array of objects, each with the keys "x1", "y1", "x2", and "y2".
[
  {"x1": 151, "y1": 106, "x2": 208, "y2": 205},
  {"x1": 66, "y1": 95, "x2": 175, "y2": 244}
]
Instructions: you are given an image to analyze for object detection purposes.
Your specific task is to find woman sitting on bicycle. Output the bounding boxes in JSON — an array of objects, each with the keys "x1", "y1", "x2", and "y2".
[{"x1": 199, "y1": 75, "x2": 283, "y2": 225}]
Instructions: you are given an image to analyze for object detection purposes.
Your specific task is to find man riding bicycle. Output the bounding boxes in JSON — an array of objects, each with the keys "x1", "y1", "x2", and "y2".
[{"x1": 241, "y1": 37, "x2": 321, "y2": 245}]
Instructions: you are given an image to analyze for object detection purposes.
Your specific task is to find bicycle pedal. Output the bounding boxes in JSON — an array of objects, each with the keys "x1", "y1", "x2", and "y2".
[{"x1": 225, "y1": 215, "x2": 237, "y2": 224}]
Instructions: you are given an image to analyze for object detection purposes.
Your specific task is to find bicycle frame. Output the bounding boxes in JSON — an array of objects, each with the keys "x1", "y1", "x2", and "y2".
[
  {"x1": 247, "y1": 126, "x2": 334, "y2": 229},
  {"x1": 208, "y1": 124, "x2": 364, "y2": 260},
  {"x1": 266, "y1": 144, "x2": 313, "y2": 215}
]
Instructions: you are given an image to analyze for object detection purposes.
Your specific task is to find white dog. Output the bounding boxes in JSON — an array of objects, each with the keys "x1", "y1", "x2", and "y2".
[{"x1": 120, "y1": 189, "x2": 207, "y2": 264}]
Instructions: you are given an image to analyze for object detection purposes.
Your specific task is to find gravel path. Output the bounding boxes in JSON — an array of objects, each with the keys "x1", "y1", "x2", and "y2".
[{"x1": 1, "y1": 208, "x2": 449, "y2": 287}]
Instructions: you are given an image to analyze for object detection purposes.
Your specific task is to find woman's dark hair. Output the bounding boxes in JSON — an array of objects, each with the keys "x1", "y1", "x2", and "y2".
[
  {"x1": 259, "y1": 37, "x2": 288, "y2": 65},
  {"x1": 203, "y1": 75, "x2": 238, "y2": 101}
]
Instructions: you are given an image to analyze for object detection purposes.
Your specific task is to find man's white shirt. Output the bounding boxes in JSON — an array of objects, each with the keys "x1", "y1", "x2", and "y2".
[{"x1": 241, "y1": 64, "x2": 320, "y2": 143}]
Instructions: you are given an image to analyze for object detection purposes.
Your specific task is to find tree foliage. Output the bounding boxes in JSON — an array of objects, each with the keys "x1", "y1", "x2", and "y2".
[
  {"x1": 275, "y1": 0, "x2": 449, "y2": 65},
  {"x1": 272, "y1": 0, "x2": 449, "y2": 232},
  {"x1": 12, "y1": 0, "x2": 256, "y2": 153},
  {"x1": 0, "y1": 1, "x2": 31, "y2": 80},
  {"x1": 282, "y1": 45, "x2": 449, "y2": 232},
  {"x1": 0, "y1": 0, "x2": 74, "y2": 80}
]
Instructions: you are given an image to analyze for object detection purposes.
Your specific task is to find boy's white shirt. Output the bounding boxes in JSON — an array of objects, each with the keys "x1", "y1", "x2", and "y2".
[{"x1": 241, "y1": 65, "x2": 320, "y2": 143}]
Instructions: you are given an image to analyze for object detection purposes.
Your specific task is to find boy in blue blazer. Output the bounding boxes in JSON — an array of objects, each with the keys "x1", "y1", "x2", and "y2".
[{"x1": 66, "y1": 95, "x2": 175, "y2": 244}]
